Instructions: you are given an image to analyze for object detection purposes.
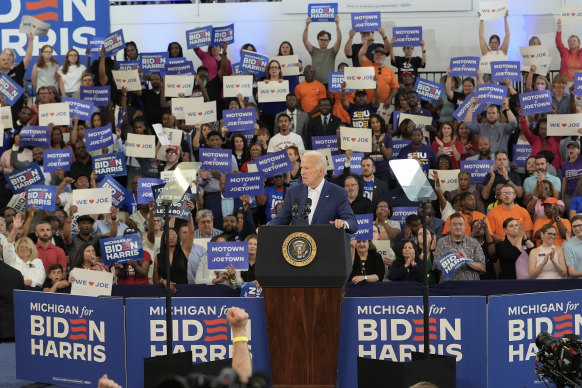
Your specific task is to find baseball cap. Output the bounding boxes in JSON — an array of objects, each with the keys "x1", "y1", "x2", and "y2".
[
  {"x1": 355, "y1": 89, "x2": 367, "y2": 96},
  {"x1": 77, "y1": 215, "x2": 95, "y2": 224},
  {"x1": 567, "y1": 141, "x2": 580, "y2": 149},
  {"x1": 166, "y1": 145, "x2": 180, "y2": 154},
  {"x1": 543, "y1": 197, "x2": 559, "y2": 205}
]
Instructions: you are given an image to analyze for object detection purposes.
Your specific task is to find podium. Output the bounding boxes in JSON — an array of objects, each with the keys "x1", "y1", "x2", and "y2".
[{"x1": 256, "y1": 225, "x2": 351, "y2": 386}]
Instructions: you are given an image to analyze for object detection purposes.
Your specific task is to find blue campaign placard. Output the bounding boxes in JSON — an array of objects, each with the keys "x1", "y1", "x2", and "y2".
[
  {"x1": 19, "y1": 126, "x2": 50, "y2": 147},
  {"x1": 348, "y1": 213, "x2": 374, "y2": 240},
  {"x1": 44, "y1": 149, "x2": 72, "y2": 173},
  {"x1": 461, "y1": 160, "x2": 494, "y2": 185},
  {"x1": 14, "y1": 291, "x2": 126, "y2": 387},
  {"x1": 333, "y1": 152, "x2": 363, "y2": 175},
  {"x1": 448, "y1": 57, "x2": 480, "y2": 77},
  {"x1": 240, "y1": 51, "x2": 270, "y2": 77},
  {"x1": 254, "y1": 149, "x2": 293, "y2": 178},
  {"x1": 391, "y1": 140, "x2": 411, "y2": 160},
  {"x1": 153, "y1": 191, "x2": 195, "y2": 221},
  {"x1": 165, "y1": 58, "x2": 195, "y2": 76},
  {"x1": 137, "y1": 178, "x2": 164, "y2": 204},
  {"x1": 116, "y1": 108, "x2": 126, "y2": 130},
  {"x1": 240, "y1": 282, "x2": 264, "y2": 297},
  {"x1": 513, "y1": 144, "x2": 532, "y2": 168},
  {"x1": 80, "y1": 86, "x2": 110, "y2": 107},
  {"x1": 223, "y1": 108, "x2": 256, "y2": 132},
  {"x1": 491, "y1": 61, "x2": 521, "y2": 82},
  {"x1": 186, "y1": 26, "x2": 213, "y2": 49},
  {"x1": 117, "y1": 60, "x2": 139, "y2": 71},
  {"x1": 392, "y1": 26, "x2": 422, "y2": 47},
  {"x1": 85, "y1": 124, "x2": 114, "y2": 152},
  {"x1": 0, "y1": 72, "x2": 24, "y2": 106},
  {"x1": 207, "y1": 241, "x2": 249, "y2": 270},
  {"x1": 452, "y1": 92, "x2": 487, "y2": 122},
  {"x1": 414, "y1": 77, "x2": 444, "y2": 104},
  {"x1": 309, "y1": 3, "x2": 338, "y2": 22},
  {"x1": 87, "y1": 36, "x2": 105, "y2": 60},
  {"x1": 141, "y1": 52, "x2": 169, "y2": 75},
  {"x1": 62, "y1": 97, "x2": 94, "y2": 121},
  {"x1": 519, "y1": 90, "x2": 553, "y2": 116},
  {"x1": 103, "y1": 29, "x2": 125, "y2": 57},
  {"x1": 436, "y1": 251, "x2": 475, "y2": 280},
  {"x1": 337, "y1": 296, "x2": 487, "y2": 388},
  {"x1": 575, "y1": 72, "x2": 582, "y2": 97},
  {"x1": 476, "y1": 83, "x2": 507, "y2": 105},
  {"x1": 26, "y1": 185, "x2": 57, "y2": 211},
  {"x1": 199, "y1": 148, "x2": 233, "y2": 172},
  {"x1": 125, "y1": 297, "x2": 271, "y2": 388},
  {"x1": 98, "y1": 175, "x2": 129, "y2": 209},
  {"x1": 100, "y1": 234, "x2": 143, "y2": 266},
  {"x1": 224, "y1": 172, "x2": 264, "y2": 198},
  {"x1": 328, "y1": 72, "x2": 354, "y2": 92},
  {"x1": 7, "y1": 162, "x2": 44, "y2": 193},
  {"x1": 232, "y1": 62, "x2": 242, "y2": 75},
  {"x1": 312, "y1": 135, "x2": 339, "y2": 153},
  {"x1": 488, "y1": 290, "x2": 582, "y2": 388},
  {"x1": 390, "y1": 206, "x2": 417, "y2": 228},
  {"x1": 212, "y1": 24, "x2": 235, "y2": 45},
  {"x1": 351, "y1": 12, "x2": 381, "y2": 32},
  {"x1": 93, "y1": 152, "x2": 127, "y2": 179}
]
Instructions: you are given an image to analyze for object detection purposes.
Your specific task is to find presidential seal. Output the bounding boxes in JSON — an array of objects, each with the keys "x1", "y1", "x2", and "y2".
[{"x1": 282, "y1": 232, "x2": 317, "y2": 267}]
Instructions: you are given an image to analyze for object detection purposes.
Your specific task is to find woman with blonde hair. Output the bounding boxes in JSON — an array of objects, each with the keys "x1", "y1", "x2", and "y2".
[
  {"x1": 32, "y1": 44, "x2": 59, "y2": 92},
  {"x1": 3, "y1": 213, "x2": 45, "y2": 287}
]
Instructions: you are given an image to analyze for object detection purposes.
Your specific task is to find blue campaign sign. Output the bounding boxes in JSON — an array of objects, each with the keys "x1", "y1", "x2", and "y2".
[
  {"x1": 575, "y1": 72, "x2": 582, "y2": 97},
  {"x1": 212, "y1": 24, "x2": 235, "y2": 46},
  {"x1": 98, "y1": 175, "x2": 129, "y2": 209},
  {"x1": 312, "y1": 135, "x2": 339, "y2": 153},
  {"x1": 100, "y1": 234, "x2": 143, "y2": 266},
  {"x1": 19, "y1": 126, "x2": 50, "y2": 147},
  {"x1": 337, "y1": 296, "x2": 487, "y2": 388},
  {"x1": 488, "y1": 290, "x2": 582, "y2": 388},
  {"x1": 103, "y1": 29, "x2": 125, "y2": 57},
  {"x1": 186, "y1": 26, "x2": 213, "y2": 49},
  {"x1": 85, "y1": 124, "x2": 114, "y2": 152},
  {"x1": 44, "y1": 149, "x2": 72, "y2": 172},
  {"x1": 519, "y1": 90, "x2": 553, "y2": 116},
  {"x1": 391, "y1": 140, "x2": 411, "y2": 160},
  {"x1": 26, "y1": 185, "x2": 57, "y2": 211},
  {"x1": 207, "y1": 241, "x2": 249, "y2": 270},
  {"x1": 240, "y1": 51, "x2": 269, "y2": 77},
  {"x1": 7, "y1": 161, "x2": 44, "y2": 193},
  {"x1": 448, "y1": 57, "x2": 480, "y2": 77},
  {"x1": 333, "y1": 152, "x2": 363, "y2": 175},
  {"x1": 461, "y1": 160, "x2": 494, "y2": 185},
  {"x1": 328, "y1": 72, "x2": 354, "y2": 93},
  {"x1": 392, "y1": 26, "x2": 423, "y2": 47},
  {"x1": 351, "y1": 12, "x2": 381, "y2": 32},
  {"x1": 240, "y1": 282, "x2": 264, "y2": 297},
  {"x1": 80, "y1": 86, "x2": 110, "y2": 107},
  {"x1": 14, "y1": 291, "x2": 126, "y2": 387},
  {"x1": 165, "y1": 58, "x2": 195, "y2": 76},
  {"x1": 491, "y1": 61, "x2": 521, "y2": 82},
  {"x1": 348, "y1": 213, "x2": 374, "y2": 240},
  {"x1": 232, "y1": 62, "x2": 242, "y2": 75},
  {"x1": 87, "y1": 36, "x2": 105, "y2": 60},
  {"x1": 117, "y1": 60, "x2": 139, "y2": 71},
  {"x1": 62, "y1": 97, "x2": 94, "y2": 121},
  {"x1": 125, "y1": 297, "x2": 271, "y2": 388},
  {"x1": 308, "y1": 3, "x2": 338, "y2": 22},
  {"x1": 513, "y1": 144, "x2": 532, "y2": 167},
  {"x1": 141, "y1": 52, "x2": 169, "y2": 75},
  {"x1": 414, "y1": 77, "x2": 444, "y2": 104},
  {"x1": 476, "y1": 84, "x2": 507, "y2": 105},
  {"x1": 452, "y1": 92, "x2": 487, "y2": 122},
  {"x1": 93, "y1": 152, "x2": 127, "y2": 179},
  {"x1": 254, "y1": 149, "x2": 293, "y2": 178},
  {"x1": 223, "y1": 108, "x2": 256, "y2": 132},
  {"x1": 436, "y1": 251, "x2": 474, "y2": 280},
  {"x1": 390, "y1": 206, "x2": 417, "y2": 228},
  {"x1": 137, "y1": 178, "x2": 164, "y2": 204},
  {"x1": 0, "y1": 72, "x2": 24, "y2": 106},
  {"x1": 199, "y1": 148, "x2": 233, "y2": 172},
  {"x1": 225, "y1": 172, "x2": 264, "y2": 198}
]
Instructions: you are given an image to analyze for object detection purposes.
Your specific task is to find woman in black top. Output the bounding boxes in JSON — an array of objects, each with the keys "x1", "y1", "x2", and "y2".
[
  {"x1": 495, "y1": 218, "x2": 535, "y2": 279},
  {"x1": 349, "y1": 239, "x2": 385, "y2": 284},
  {"x1": 389, "y1": 240, "x2": 426, "y2": 282}
]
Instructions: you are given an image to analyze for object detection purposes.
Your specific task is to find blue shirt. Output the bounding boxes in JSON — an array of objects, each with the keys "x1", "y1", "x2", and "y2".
[
  {"x1": 186, "y1": 244, "x2": 207, "y2": 284},
  {"x1": 563, "y1": 237, "x2": 582, "y2": 273},
  {"x1": 264, "y1": 186, "x2": 286, "y2": 222}
]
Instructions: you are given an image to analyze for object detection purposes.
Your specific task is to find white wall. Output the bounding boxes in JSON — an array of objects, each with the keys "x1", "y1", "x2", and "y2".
[{"x1": 110, "y1": 1, "x2": 572, "y2": 74}]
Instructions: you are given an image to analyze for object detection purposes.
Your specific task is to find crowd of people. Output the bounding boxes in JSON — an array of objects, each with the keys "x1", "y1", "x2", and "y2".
[{"x1": 3, "y1": 8, "x2": 582, "y2": 299}]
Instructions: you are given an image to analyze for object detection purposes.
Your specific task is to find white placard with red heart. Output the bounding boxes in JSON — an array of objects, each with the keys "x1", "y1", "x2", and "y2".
[
  {"x1": 172, "y1": 97, "x2": 203, "y2": 120},
  {"x1": 479, "y1": 51, "x2": 508, "y2": 74},
  {"x1": 112, "y1": 69, "x2": 141, "y2": 92},
  {"x1": 19, "y1": 15, "x2": 50, "y2": 36},
  {"x1": 478, "y1": 1, "x2": 507, "y2": 21},
  {"x1": 246, "y1": 162, "x2": 258, "y2": 173},
  {"x1": 257, "y1": 80, "x2": 290, "y2": 103},
  {"x1": 344, "y1": 66, "x2": 376, "y2": 90},
  {"x1": 164, "y1": 74, "x2": 195, "y2": 98},
  {"x1": 184, "y1": 100, "x2": 217, "y2": 125},
  {"x1": 1, "y1": 106, "x2": 12, "y2": 129},
  {"x1": 520, "y1": 45, "x2": 551, "y2": 74},
  {"x1": 71, "y1": 188, "x2": 112, "y2": 216},
  {"x1": 70, "y1": 268, "x2": 114, "y2": 297},
  {"x1": 429, "y1": 169, "x2": 461, "y2": 193},
  {"x1": 340, "y1": 126, "x2": 372, "y2": 153},
  {"x1": 271, "y1": 55, "x2": 301, "y2": 76},
  {"x1": 560, "y1": 5, "x2": 582, "y2": 25},
  {"x1": 547, "y1": 114, "x2": 582, "y2": 136},
  {"x1": 126, "y1": 133, "x2": 156, "y2": 158},
  {"x1": 38, "y1": 102, "x2": 70, "y2": 126},
  {"x1": 223, "y1": 75, "x2": 254, "y2": 98}
]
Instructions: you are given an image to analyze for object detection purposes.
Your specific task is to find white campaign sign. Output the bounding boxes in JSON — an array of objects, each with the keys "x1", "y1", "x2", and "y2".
[
  {"x1": 478, "y1": 1, "x2": 507, "y2": 21},
  {"x1": 164, "y1": 128, "x2": 183, "y2": 146},
  {"x1": 480, "y1": 51, "x2": 507, "y2": 74},
  {"x1": 39, "y1": 103, "x2": 70, "y2": 126},
  {"x1": 172, "y1": 97, "x2": 203, "y2": 120},
  {"x1": 340, "y1": 126, "x2": 372, "y2": 153},
  {"x1": 184, "y1": 100, "x2": 217, "y2": 125},
  {"x1": 223, "y1": 75, "x2": 254, "y2": 98},
  {"x1": 152, "y1": 124, "x2": 170, "y2": 146},
  {"x1": 126, "y1": 133, "x2": 156, "y2": 158},
  {"x1": 70, "y1": 268, "x2": 114, "y2": 297},
  {"x1": 560, "y1": 5, "x2": 582, "y2": 25},
  {"x1": 257, "y1": 80, "x2": 290, "y2": 103},
  {"x1": 271, "y1": 55, "x2": 301, "y2": 76},
  {"x1": 71, "y1": 188, "x2": 112, "y2": 215},
  {"x1": 19, "y1": 15, "x2": 50, "y2": 36},
  {"x1": 520, "y1": 45, "x2": 551, "y2": 74},
  {"x1": 112, "y1": 69, "x2": 141, "y2": 92},
  {"x1": 164, "y1": 75, "x2": 195, "y2": 98},
  {"x1": 398, "y1": 113, "x2": 432, "y2": 138},
  {"x1": 246, "y1": 162, "x2": 258, "y2": 173},
  {"x1": 547, "y1": 114, "x2": 582, "y2": 136},
  {"x1": 429, "y1": 169, "x2": 461, "y2": 193},
  {"x1": 344, "y1": 66, "x2": 376, "y2": 90},
  {"x1": 1, "y1": 106, "x2": 12, "y2": 129},
  {"x1": 300, "y1": 148, "x2": 334, "y2": 170}
]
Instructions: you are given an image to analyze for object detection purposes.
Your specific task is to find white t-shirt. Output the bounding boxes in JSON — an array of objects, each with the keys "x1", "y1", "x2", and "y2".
[
  {"x1": 58, "y1": 64, "x2": 87, "y2": 94},
  {"x1": 267, "y1": 132, "x2": 305, "y2": 152}
]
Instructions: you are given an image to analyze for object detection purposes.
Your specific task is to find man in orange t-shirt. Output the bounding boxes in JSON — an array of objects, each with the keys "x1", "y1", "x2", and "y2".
[
  {"x1": 294, "y1": 65, "x2": 327, "y2": 117},
  {"x1": 532, "y1": 197, "x2": 571, "y2": 246},
  {"x1": 487, "y1": 184, "x2": 533, "y2": 242},
  {"x1": 358, "y1": 37, "x2": 399, "y2": 107},
  {"x1": 443, "y1": 192, "x2": 491, "y2": 236}
]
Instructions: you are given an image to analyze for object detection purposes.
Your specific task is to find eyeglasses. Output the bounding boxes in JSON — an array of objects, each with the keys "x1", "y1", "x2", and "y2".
[
  {"x1": 318, "y1": 38, "x2": 330, "y2": 42},
  {"x1": 345, "y1": 183, "x2": 358, "y2": 187},
  {"x1": 545, "y1": 232, "x2": 557, "y2": 237},
  {"x1": 500, "y1": 192, "x2": 515, "y2": 196},
  {"x1": 250, "y1": 149, "x2": 262, "y2": 153},
  {"x1": 573, "y1": 224, "x2": 582, "y2": 229}
]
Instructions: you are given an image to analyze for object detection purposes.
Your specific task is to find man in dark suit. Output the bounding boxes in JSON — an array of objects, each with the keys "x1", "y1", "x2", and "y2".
[
  {"x1": 274, "y1": 94, "x2": 309, "y2": 139},
  {"x1": 304, "y1": 98, "x2": 342, "y2": 149},
  {"x1": 268, "y1": 151, "x2": 358, "y2": 233},
  {"x1": 343, "y1": 155, "x2": 389, "y2": 209},
  {"x1": 0, "y1": 261, "x2": 24, "y2": 341},
  {"x1": 204, "y1": 174, "x2": 243, "y2": 230}
]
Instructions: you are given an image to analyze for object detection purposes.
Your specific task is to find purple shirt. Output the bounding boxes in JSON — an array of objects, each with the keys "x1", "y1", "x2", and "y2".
[{"x1": 561, "y1": 157, "x2": 582, "y2": 196}]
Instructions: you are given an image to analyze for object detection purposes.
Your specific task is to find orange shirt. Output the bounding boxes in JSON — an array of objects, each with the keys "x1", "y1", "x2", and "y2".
[
  {"x1": 533, "y1": 217, "x2": 571, "y2": 247},
  {"x1": 442, "y1": 211, "x2": 491, "y2": 236},
  {"x1": 361, "y1": 58, "x2": 400, "y2": 103},
  {"x1": 294, "y1": 80, "x2": 327, "y2": 116},
  {"x1": 332, "y1": 90, "x2": 354, "y2": 123},
  {"x1": 487, "y1": 205, "x2": 534, "y2": 240}
]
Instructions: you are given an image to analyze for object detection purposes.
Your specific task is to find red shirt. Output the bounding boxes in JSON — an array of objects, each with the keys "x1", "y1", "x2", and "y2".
[
  {"x1": 36, "y1": 242, "x2": 67, "y2": 274},
  {"x1": 116, "y1": 251, "x2": 152, "y2": 285}
]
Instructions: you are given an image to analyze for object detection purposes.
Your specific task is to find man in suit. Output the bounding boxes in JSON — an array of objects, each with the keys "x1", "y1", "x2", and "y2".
[
  {"x1": 268, "y1": 151, "x2": 358, "y2": 233},
  {"x1": 304, "y1": 98, "x2": 342, "y2": 149},
  {"x1": 274, "y1": 94, "x2": 309, "y2": 139},
  {"x1": 204, "y1": 174, "x2": 244, "y2": 230},
  {"x1": 343, "y1": 155, "x2": 389, "y2": 208}
]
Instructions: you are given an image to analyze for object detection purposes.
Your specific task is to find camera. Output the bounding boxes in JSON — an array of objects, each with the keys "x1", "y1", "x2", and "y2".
[
  {"x1": 535, "y1": 331, "x2": 582, "y2": 388},
  {"x1": 154, "y1": 368, "x2": 270, "y2": 388}
]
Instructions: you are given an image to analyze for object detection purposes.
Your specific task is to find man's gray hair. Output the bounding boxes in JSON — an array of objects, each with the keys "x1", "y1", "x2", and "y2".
[
  {"x1": 302, "y1": 150, "x2": 326, "y2": 168},
  {"x1": 196, "y1": 209, "x2": 214, "y2": 221}
]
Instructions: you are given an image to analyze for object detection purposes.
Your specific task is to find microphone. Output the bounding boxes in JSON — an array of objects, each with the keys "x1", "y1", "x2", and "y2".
[
  {"x1": 304, "y1": 198, "x2": 312, "y2": 217},
  {"x1": 291, "y1": 198, "x2": 300, "y2": 217}
]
